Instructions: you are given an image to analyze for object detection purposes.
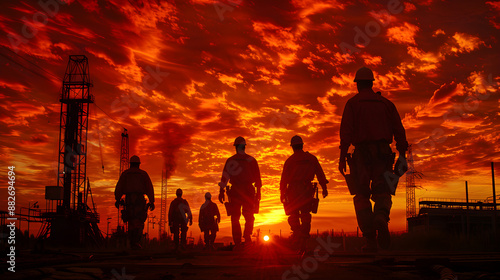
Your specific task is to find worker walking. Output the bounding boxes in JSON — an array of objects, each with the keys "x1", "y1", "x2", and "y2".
[
  {"x1": 114, "y1": 155, "x2": 155, "y2": 250},
  {"x1": 219, "y1": 136, "x2": 262, "y2": 246},
  {"x1": 168, "y1": 188, "x2": 192, "y2": 251},
  {"x1": 339, "y1": 66, "x2": 408, "y2": 252},
  {"x1": 199, "y1": 192, "x2": 221, "y2": 250},
  {"x1": 280, "y1": 135, "x2": 328, "y2": 250}
]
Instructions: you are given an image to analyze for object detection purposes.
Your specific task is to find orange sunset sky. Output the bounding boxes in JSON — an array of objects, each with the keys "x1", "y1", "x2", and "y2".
[{"x1": 0, "y1": 0, "x2": 499, "y2": 241}]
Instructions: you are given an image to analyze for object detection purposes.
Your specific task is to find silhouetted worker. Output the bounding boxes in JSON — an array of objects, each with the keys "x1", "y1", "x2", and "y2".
[
  {"x1": 114, "y1": 155, "x2": 155, "y2": 250},
  {"x1": 339, "y1": 67, "x2": 408, "y2": 252},
  {"x1": 280, "y1": 135, "x2": 328, "y2": 249},
  {"x1": 219, "y1": 136, "x2": 262, "y2": 245},
  {"x1": 169, "y1": 188, "x2": 192, "y2": 251},
  {"x1": 199, "y1": 192, "x2": 221, "y2": 250}
]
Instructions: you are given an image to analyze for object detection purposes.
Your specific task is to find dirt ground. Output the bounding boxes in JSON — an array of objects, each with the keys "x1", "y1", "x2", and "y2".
[{"x1": 3, "y1": 238, "x2": 500, "y2": 280}]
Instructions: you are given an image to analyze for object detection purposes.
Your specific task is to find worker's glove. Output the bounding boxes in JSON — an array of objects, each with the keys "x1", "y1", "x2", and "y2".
[
  {"x1": 395, "y1": 157, "x2": 408, "y2": 177},
  {"x1": 339, "y1": 157, "x2": 347, "y2": 177},
  {"x1": 115, "y1": 200, "x2": 122, "y2": 209},
  {"x1": 218, "y1": 190, "x2": 225, "y2": 204},
  {"x1": 280, "y1": 191, "x2": 286, "y2": 203},
  {"x1": 149, "y1": 203, "x2": 155, "y2": 211},
  {"x1": 216, "y1": 217, "x2": 220, "y2": 224},
  {"x1": 322, "y1": 188, "x2": 328, "y2": 199},
  {"x1": 256, "y1": 188, "x2": 261, "y2": 201},
  {"x1": 189, "y1": 218, "x2": 193, "y2": 226}
]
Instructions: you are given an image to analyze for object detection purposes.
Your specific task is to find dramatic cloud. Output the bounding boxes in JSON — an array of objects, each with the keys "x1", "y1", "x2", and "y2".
[{"x1": 0, "y1": 0, "x2": 499, "y2": 240}]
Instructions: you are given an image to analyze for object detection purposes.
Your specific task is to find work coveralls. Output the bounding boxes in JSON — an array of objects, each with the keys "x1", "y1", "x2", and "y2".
[
  {"x1": 199, "y1": 200, "x2": 221, "y2": 247},
  {"x1": 220, "y1": 152, "x2": 262, "y2": 244},
  {"x1": 168, "y1": 197, "x2": 192, "y2": 249},
  {"x1": 115, "y1": 167, "x2": 154, "y2": 246},
  {"x1": 340, "y1": 88, "x2": 408, "y2": 239},
  {"x1": 280, "y1": 150, "x2": 328, "y2": 239}
]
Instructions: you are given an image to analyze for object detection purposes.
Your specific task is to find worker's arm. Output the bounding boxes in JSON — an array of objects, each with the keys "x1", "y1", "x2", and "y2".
[
  {"x1": 198, "y1": 207, "x2": 202, "y2": 225},
  {"x1": 144, "y1": 173, "x2": 155, "y2": 204},
  {"x1": 144, "y1": 172, "x2": 155, "y2": 210},
  {"x1": 185, "y1": 201, "x2": 193, "y2": 226},
  {"x1": 253, "y1": 158, "x2": 262, "y2": 200},
  {"x1": 168, "y1": 201, "x2": 174, "y2": 226},
  {"x1": 114, "y1": 174, "x2": 124, "y2": 205},
  {"x1": 219, "y1": 159, "x2": 230, "y2": 203},
  {"x1": 390, "y1": 102, "x2": 408, "y2": 158},
  {"x1": 215, "y1": 204, "x2": 220, "y2": 223},
  {"x1": 279, "y1": 159, "x2": 290, "y2": 203},
  {"x1": 314, "y1": 156, "x2": 329, "y2": 198},
  {"x1": 339, "y1": 101, "x2": 353, "y2": 176}
]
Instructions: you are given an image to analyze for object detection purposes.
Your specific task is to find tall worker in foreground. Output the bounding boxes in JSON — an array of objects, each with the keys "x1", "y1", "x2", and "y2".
[
  {"x1": 219, "y1": 136, "x2": 262, "y2": 246},
  {"x1": 280, "y1": 135, "x2": 328, "y2": 250},
  {"x1": 115, "y1": 155, "x2": 155, "y2": 250},
  {"x1": 339, "y1": 67, "x2": 408, "y2": 252}
]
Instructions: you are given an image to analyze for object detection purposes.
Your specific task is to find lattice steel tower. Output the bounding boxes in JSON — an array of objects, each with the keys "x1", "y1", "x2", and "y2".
[
  {"x1": 159, "y1": 170, "x2": 167, "y2": 239},
  {"x1": 406, "y1": 145, "x2": 422, "y2": 227},
  {"x1": 42, "y1": 55, "x2": 103, "y2": 247},
  {"x1": 117, "y1": 128, "x2": 129, "y2": 230},
  {"x1": 57, "y1": 55, "x2": 94, "y2": 211},
  {"x1": 119, "y1": 129, "x2": 129, "y2": 175}
]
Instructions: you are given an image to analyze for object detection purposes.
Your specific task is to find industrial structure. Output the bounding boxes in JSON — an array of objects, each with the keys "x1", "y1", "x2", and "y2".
[
  {"x1": 117, "y1": 129, "x2": 130, "y2": 233},
  {"x1": 159, "y1": 169, "x2": 168, "y2": 239},
  {"x1": 408, "y1": 163, "x2": 498, "y2": 236},
  {"x1": 39, "y1": 55, "x2": 103, "y2": 246},
  {"x1": 405, "y1": 145, "x2": 423, "y2": 228}
]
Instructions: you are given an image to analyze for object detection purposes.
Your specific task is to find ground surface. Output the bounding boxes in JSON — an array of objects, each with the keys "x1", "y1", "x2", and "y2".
[{"x1": 3, "y1": 240, "x2": 500, "y2": 280}]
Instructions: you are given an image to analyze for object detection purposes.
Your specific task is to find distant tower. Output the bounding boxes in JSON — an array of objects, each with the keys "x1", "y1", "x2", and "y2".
[
  {"x1": 44, "y1": 55, "x2": 103, "y2": 246},
  {"x1": 406, "y1": 145, "x2": 422, "y2": 227},
  {"x1": 117, "y1": 129, "x2": 129, "y2": 230},
  {"x1": 57, "y1": 55, "x2": 94, "y2": 211},
  {"x1": 119, "y1": 129, "x2": 129, "y2": 175},
  {"x1": 159, "y1": 169, "x2": 167, "y2": 239}
]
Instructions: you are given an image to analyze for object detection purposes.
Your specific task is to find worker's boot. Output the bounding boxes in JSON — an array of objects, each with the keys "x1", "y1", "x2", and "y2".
[
  {"x1": 355, "y1": 209, "x2": 377, "y2": 253},
  {"x1": 361, "y1": 235, "x2": 378, "y2": 253},
  {"x1": 130, "y1": 229, "x2": 142, "y2": 250},
  {"x1": 373, "y1": 194, "x2": 392, "y2": 250},
  {"x1": 375, "y1": 215, "x2": 390, "y2": 250}
]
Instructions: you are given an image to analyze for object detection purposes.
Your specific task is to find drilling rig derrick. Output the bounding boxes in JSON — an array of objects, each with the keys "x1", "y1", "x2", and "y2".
[{"x1": 40, "y1": 55, "x2": 103, "y2": 247}]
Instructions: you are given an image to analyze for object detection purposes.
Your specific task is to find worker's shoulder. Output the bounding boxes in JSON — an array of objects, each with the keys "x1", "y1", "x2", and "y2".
[
  {"x1": 377, "y1": 94, "x2": 396, "y2": 106},
  {"x1": 304, "y1": 151, "x2": 318, "y2": 160},
  {"x1": 229, "y1": 152, "x2": 256, "y2": 162},
  {"x1": 123, "y1": 167, "x2": 149, "y2": 175}
]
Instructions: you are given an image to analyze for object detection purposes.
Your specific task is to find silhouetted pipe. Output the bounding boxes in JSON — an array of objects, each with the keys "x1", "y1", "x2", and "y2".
[
  {"x1": 492, "y1": 162, "x2": 497, "y2": 235},
  {"x1": 465, "y1": 181, "x2": 469, "y2": 239},
  {"x1": 465, "y1": 181, "x2": 469, "y2": 210}
]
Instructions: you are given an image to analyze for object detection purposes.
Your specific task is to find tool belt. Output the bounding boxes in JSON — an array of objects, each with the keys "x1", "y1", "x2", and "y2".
[
  {"x1": 224, "y1": 184, "x2": 257, "y2": 216},
  {"x1": 121, "y1": 192, "x2": 147, "y2": 223},
  {"x1": 344, "y1": 140, "x2": 397, "y2": 195},
  {"x1": 283, "y1": 182, "x2": 317, "y2": 215}
]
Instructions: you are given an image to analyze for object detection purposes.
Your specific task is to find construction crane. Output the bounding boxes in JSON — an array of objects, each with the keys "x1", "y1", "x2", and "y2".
[
  {"x1": 40, "y1": 55, "x2": 103, "y2": 246},
  {"x1": 159, "y1": 169, "x2": 167, "y2": 240},
  {"x1": 406, "y1": 145, "x2": 423, "y2": 228}
]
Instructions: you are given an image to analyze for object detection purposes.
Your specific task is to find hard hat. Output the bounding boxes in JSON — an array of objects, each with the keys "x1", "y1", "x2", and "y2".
[
  {"x1": 353, "y1": 67, "x2": 375, "y2": 82},
  {"x1": 176, "y1": 188, "x2": 183, "y2": 197},
  {"x1": 205, "y1": 192, "x2": 211, "y2": 200},
  {"x1": 233, "y1": 136, "x2": 246, "y2": 146},
  {"x1": 130, "y1": 155, "x2": 141, "y2": 163},
  {"x1": 290, "y1": 135, "x2": 304, "y2": 146}
]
